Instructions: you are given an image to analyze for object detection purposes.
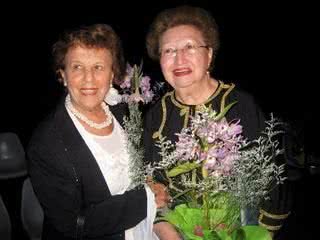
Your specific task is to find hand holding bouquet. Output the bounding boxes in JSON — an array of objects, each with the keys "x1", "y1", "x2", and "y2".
[{"x1": 151, "y1": 104, "x2": 285, "y2": 240}]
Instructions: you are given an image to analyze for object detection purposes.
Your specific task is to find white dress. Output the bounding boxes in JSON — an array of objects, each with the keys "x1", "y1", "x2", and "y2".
[{"x1": 67, "y1": 108, "x2": 159, "y2": 240}]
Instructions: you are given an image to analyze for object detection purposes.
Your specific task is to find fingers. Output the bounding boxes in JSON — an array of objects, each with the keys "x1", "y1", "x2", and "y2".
[
  {"x1": 145, "y1": 178, "x2": 172, "y2": 208},
  {"x1": 146, "y1": 176, "x2": 154, "y2": 184},
  {"x1": 153, "y1": 184, "x2": 172, "y2": 208}
]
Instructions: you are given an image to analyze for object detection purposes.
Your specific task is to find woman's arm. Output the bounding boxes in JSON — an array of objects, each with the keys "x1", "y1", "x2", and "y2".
[
  {"x1": 154, "y1": 222, "x2": 182, "y2": 240},
  {"x1": 28, "y1": 145, "x2": 147, "y2": 238}
]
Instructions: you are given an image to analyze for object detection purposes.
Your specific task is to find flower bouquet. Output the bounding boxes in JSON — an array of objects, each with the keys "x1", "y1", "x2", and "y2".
[
  {"x1": 152, "y1": 104, "x2": 285, "y2": 240},
  {"x1": 120, "y1": 62, "x2": 158, "y2": 189}
]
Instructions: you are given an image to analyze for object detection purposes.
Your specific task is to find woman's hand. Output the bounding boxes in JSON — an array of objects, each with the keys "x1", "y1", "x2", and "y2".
[
  {"x1": 154, "y1": 222, "x2": 182, "y2": 240},
  {"x1": 147, "y1": 178, "x2": 171, "y2": 208}
]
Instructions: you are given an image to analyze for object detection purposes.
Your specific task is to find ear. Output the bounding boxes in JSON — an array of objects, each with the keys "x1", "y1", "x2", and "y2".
[
  {"x1": 207, "y1": 47, "x2": 213, "y2": 68},
  {"x1": 59, "y1": 69, "x2": 66, "y2": 80},
  {"x1": 110, "y1": 72, "x2": 114, "y2": 86},
  {"x1": 59, "y1": 69, "x2": 67, "y2": 86}
]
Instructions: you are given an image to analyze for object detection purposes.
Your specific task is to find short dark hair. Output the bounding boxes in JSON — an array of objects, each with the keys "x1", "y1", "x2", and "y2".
[
  {"x1": 52, "y1": 24, "x2": 125, "y2": 84},
  {"x1": 146, "y1": 5, "x2": 220, "y2": 71}
]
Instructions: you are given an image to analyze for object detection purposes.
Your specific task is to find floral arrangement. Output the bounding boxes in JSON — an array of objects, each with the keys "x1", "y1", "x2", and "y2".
[
  {"x1": 120, "y1": 63, "x2": 155, "y2": 104},
  {"x1": 120, "y1": 63, "x2": 156, "y2": 189},
  {"x1": 151, "y1": 104, "x2": 285, "y2": 240}
]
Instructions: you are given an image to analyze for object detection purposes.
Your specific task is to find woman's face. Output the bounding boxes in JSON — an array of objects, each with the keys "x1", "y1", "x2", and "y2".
[
  {"x1": 60, "y1": 45, "x2": 114, "y2": 113},
  {"x1": 159, "y1": 25, "x2": 213, "y2": 92}
]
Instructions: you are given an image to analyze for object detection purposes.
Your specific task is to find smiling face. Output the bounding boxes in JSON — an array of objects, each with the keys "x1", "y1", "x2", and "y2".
[
  {"x1": 60, "y1": 45, "x2": 114, "y2": 114},
  {"x1": 159, "y1": 25, "x2": 213, "y2": 93}
]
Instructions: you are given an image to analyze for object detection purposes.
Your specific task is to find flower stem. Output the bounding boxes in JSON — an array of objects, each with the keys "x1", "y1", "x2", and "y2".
[
  {"x1": 165, "y1": 170, "x2": 183, "y2": 193},
  {"x1": 134, "y1": 65, "x2": 140, "y2": 95},
  {"x1": 202, "y1": 161, "x2": 210, "y2": 228},
  {"x1": 192, "y1": 169, "x2": 198, "y2": 204}
]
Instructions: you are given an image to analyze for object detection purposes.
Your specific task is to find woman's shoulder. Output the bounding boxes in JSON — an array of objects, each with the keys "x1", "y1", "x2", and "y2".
[
  {"x1": 218, "y1": 81, "x2": 260, "y2": 108},
  {"x1": 219, "y1": 80, "x2": 265, "y2": 117},
  {"x1": 144, "y1": 91, "x2": 173, "y2": 121},
  {"x1": 27, "y1": 103, "x2": 65, "y2": 150}
]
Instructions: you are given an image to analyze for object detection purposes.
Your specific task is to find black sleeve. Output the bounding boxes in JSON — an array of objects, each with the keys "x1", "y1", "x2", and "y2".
[
  {"x1": 143, "y1": 109, "x2": 153, "y2": 165},
  {"x1": 143, "y1": 102, "x2": 162, "y2": 165},
  {"x1": 226, "y1": 90, "x2": 266, "y2": 141},
  {"x1": 241, "y1": 92, "x2": 292, "y2": 235},
  {"x1": 259, "y1": 178, "x2": 292, "y2": 237},
  {"x1": 28, "y1": 141, "x2": 147, "y2": 239},
  {"x1": 258, "y1": 127, "x2": 293, "y2": 237},
  {"x1": 228, "y1": 90, "x2": 292, "y2": 234}
]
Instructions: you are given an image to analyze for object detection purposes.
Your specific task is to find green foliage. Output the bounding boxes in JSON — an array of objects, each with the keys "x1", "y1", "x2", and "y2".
[
  {"x1": 168, "y1": 162, "x2": 201, "y2": 177},
  {"x1": 124, "y1": 102, "x2": 146, "y2": 189}
]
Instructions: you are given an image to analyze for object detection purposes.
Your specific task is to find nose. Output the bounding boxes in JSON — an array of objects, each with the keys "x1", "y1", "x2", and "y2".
[
  {"x1": 174, "y1": 49, "x2": 187, "y2": 64},
  {"x1": 83, "y1": 68, "x2": 94, "y2": 83}
]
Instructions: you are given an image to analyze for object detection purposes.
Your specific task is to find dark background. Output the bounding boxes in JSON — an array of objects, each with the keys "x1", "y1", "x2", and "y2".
[
  {"x1": 1, "y1": 1, "x2": 307, "y2": 143},
  {"x1": 1, "y1": 1, "x2": 313, "y2": 239}
]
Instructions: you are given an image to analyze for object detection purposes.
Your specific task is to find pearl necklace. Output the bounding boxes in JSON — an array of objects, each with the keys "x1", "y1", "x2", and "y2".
[{"x1": 65, "y1": 95, "x2": 113, "y2": 129}]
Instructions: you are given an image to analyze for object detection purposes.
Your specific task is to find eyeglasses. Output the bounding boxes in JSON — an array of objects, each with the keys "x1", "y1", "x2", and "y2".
[{"x1": 160, "y1": 43, "x2": 209, "y2": 59}]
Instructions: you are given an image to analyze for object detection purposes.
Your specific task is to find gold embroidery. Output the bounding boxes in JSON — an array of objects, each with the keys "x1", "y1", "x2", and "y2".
[
  {"x1": 259, "y1": 209, "x2": 291, "y2": 220},
  {"x1": 152, "y1": 131, "x2": 160, "y2": 139},
  {"x1": 152, "y1": 81, "x2": 235, "y2": 139},
  {"x1": 183, "y1": 110, "x2": 189, "y2": 128},
  {"x1": 170, "y1": 81, "x2": 224, "y2": 108},
  {"x1": 170, "y1": 92, "x2": 190, "y2": 128},
  {"x1": 220, "y1": 82, "x2": 235, "y2": 113},
  {"x1": 170, "y1": 91, "x2": 186, "y2": 108},
  {"x1": 258, "y1": 208, "x2": 289, "y2": 231},
  {"x1": 179, "y1": 106, "x2": 189, "y2": 128},
  {"x1": 206, "y1": 80, "x2": 223, "y2": 103},
  {"x1": 152, "y1": 92, "x2": 170, "y2": 139},
  {"x1": 258, "y1": 220, "x2": 282, "y2": 231}
]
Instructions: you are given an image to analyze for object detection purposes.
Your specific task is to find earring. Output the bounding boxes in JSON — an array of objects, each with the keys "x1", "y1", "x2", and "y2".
[{"x1": 60, "y1": 77, "x2": 67, "y2": 87}]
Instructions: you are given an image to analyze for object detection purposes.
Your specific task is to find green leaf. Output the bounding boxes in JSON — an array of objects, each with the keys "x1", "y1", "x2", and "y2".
[
  {"x1": 215, "y1": 101, "x2": 238, "y2": 121},
  {"x1": 231, "y1": 228, "x2": 245, "y2": 240},
  {"x1": 216, "y1": 230, "x2": 233, "y2": 240},
  {"x1": 163, "y1": 204, "x2": 271, "y2": 240},
  {"x1": 168, "y1": 162, "x2": 200, "y2": 177}
]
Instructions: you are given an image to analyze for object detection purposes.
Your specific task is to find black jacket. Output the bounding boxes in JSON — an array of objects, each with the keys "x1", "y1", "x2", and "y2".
[
  {"x1": 27, "y1": 100, "x2": 147, "y2": 240},
  {"x1": 143, "y1": 81, "x2": 292, "y2": 236}
]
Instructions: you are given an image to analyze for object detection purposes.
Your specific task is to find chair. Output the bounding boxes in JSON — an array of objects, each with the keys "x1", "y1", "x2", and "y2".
[
  {"x1": 0, "y1": 132, "x2": 43, "y2": 239},
  {"x1": 21, "y1": 178, "x2": 44, "y2": 240},
  {"x1": 0, "y1": 132, "x2": 27, "y2": 179},
  {"x1": 0, "y1": 194, "x2": 11, "y2": 240},
  {"x1": 0, "y1": 132, "x2": 27, "y2": 240}
]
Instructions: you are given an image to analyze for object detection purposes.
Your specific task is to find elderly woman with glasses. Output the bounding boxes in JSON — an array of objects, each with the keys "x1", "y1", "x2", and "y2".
[{"x1": 144, "y1": 5, "x2": 291, "y2": 239}]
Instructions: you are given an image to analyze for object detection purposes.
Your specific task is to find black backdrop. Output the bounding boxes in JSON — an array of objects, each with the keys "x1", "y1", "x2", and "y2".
[
  {"x1": 1, "y1": 1, "x2": 312, "y2": 239},
  {"x1": 1, "y1": 1, "x2": 305, "y2": 144}
]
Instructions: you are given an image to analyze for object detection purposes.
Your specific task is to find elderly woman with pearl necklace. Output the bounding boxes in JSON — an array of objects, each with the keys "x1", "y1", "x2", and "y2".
[{"x1": 27, "y1": 24, "x2": 171, "y2": 240}]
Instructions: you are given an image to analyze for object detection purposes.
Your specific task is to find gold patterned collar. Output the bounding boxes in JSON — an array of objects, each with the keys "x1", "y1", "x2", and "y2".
[
  {"x1": 170, "y1": 80, "x2": 224, "y2": 109},
  {"x1": 152, "y1": 80, "x2": 235, "y2": 139}
]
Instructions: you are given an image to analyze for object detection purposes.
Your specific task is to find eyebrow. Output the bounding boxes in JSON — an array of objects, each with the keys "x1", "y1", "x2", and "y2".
[
  {"x1": 69, "y1": 60, "x2": 106, "y2": 65},
  {"x1": 161, "y1": 39, "x2": 201, "y2": 47}
]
